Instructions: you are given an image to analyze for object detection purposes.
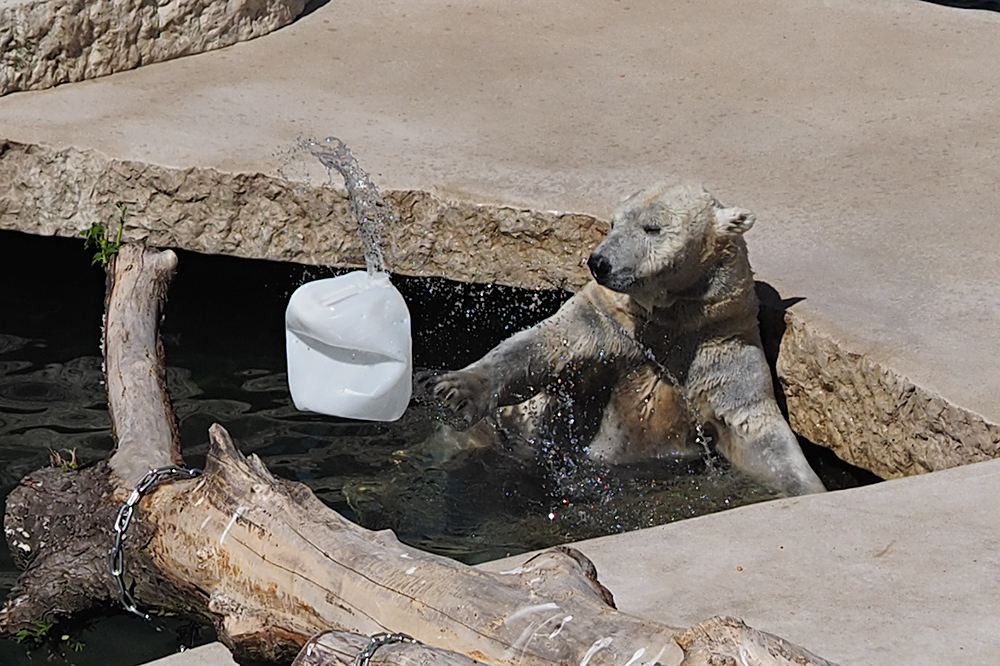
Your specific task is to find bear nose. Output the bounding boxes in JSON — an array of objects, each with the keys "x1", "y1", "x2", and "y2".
[{"x1": 588, "y1": 253, "x2": 611, "y2": 283}]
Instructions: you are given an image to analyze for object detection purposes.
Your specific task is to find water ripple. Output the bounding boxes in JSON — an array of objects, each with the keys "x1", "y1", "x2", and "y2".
[{"x1": 0, "y1": 334, "x2": 30, "y2": 356}]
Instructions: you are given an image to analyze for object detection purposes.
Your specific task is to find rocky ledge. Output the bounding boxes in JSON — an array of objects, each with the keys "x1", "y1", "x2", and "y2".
[
  {"x1": 0, "y1": 0, "x2": 305, "y2": 96},
  {"x1": 2, "y1": 139, "x2": 997, "y2": 480}
]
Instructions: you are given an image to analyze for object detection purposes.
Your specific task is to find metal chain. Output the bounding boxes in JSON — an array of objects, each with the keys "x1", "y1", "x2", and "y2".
[
  {"x1": 353, "y1": 632, "x2": 418, "y2": 666},
  {"x1": 109, "y1": 465, "x2": 202, "y2": 620}
]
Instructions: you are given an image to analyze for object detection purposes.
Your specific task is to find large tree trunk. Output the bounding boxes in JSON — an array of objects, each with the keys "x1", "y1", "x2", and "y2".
[{"x1": 1, "y1": 244, "x2": 838, "y2": 666}]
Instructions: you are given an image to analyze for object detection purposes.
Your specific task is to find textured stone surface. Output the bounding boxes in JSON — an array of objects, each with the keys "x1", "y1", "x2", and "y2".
[
  {"x1": 0, "y1": 140, "x2": 605, "y2": 291},
  {"x1": 0, "y1": 0, "x2": 305, "y2": 96},
  {"x1": 776, "y1": 311, "x2": 1000, "y2": 480},
  {"x1": 4, "y1": 138, "x2": 999, "y2": 480}
]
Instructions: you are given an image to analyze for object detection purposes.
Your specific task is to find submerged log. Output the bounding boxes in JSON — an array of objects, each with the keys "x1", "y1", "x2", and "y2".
[{"x1": 1, "y1": 244, "x2": 838, "y2": 666}]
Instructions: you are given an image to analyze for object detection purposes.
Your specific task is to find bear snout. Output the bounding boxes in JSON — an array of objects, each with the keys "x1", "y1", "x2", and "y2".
[{"x1": 588, "y1": 253, "x2": 612, "y2": 284}]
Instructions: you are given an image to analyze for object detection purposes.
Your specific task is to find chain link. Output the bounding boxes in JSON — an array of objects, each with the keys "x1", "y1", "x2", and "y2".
[
  {"x1": 353, "y1": 632, "x2": 418, "y2": 666},
  {"x1": 109, "y1": 465, "x2": 202, "y2": 619}
]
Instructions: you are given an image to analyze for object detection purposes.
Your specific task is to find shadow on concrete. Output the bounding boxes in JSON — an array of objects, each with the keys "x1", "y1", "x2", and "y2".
[
  {"x1": 755, "y1": 281, "x2": 882, "y2": 491},
  {"x1": 297, "y1": 0, "x2": 332, "y2": 21},
  {"x1": 755, "y1": 280, "x2": 804, "y2": 422},
  {"x1": 918, "y1": 0, "x2": 1000, "y2": 10}
]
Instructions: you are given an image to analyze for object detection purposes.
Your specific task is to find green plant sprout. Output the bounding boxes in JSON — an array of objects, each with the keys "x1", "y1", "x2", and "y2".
[
  {"x1": 49, "y1": 448, "x2": 78, "y2": 471},
  {"x1": 14, "y1": 618, "x2": 53, "y2": 647},
  {"x1": 14, "y1": 617, "x2": 86, "y2": 655},
  {"x1": 61, "y1": 632, "x2": 86, "y2": 652},
  {"x1": 81, "y1": 201, "x2": 129, "y2": 267}
]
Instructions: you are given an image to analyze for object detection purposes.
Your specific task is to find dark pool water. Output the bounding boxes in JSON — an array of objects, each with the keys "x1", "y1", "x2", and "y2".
[
  {"x1": 0, "y1": 230, "x2": 878, "y2": 665},
  {"x1": 920, "y1": 0, "x2": 1000, "y2": 9}
]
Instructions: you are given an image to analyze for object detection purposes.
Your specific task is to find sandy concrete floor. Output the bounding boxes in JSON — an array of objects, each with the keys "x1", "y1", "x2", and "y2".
[{"x1": 481, "y1": 457, "x2": 1000, "y2": 666}]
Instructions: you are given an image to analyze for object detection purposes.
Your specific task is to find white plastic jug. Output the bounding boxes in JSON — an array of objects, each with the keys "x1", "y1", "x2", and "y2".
[{"x1": 285, "y1": 271, "x2": 412, "y2": 421}]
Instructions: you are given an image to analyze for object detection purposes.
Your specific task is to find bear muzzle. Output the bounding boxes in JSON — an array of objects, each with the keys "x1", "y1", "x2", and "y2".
[
  {"x1": 587, "y1": 252, "x2": 613, "y2": 284},
  {"x1": 588, "y1": 251, "x2": 636, "y2": 293}
]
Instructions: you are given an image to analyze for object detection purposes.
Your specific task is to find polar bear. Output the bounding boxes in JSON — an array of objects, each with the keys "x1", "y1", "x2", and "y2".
[{"x1": 427, "y1": 183, "x2": 826, "y2": 496}]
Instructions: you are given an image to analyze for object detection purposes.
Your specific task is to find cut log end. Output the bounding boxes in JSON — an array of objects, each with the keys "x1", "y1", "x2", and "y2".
[
  {"x1": 675, "y1": 616, "x2": 837, "y2": 666},
  {"x1": 0, "y1": 464, "x2": 118, "y2": 633}
]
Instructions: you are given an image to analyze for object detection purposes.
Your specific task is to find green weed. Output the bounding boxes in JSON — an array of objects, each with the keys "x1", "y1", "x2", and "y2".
[{"x1": 82, "y1": 201, "x2": 129, "y2": 267}]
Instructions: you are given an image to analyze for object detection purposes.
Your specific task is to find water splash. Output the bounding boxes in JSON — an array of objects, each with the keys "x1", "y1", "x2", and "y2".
[
  {"x1": 308, "y1": 137, "x2": 393, "y2": 276},
  {"x1": 694, "y1": 422, "x2": 719, "y2": 473}
]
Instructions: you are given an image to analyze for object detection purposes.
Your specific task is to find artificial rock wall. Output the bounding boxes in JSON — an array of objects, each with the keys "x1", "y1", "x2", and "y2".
[
  {"x1": 0, "y1": 141, "x2": 604, "y2": 290},
  {"x1": 777, "y1": 314, "x2": 1000, "y2": 480},
  {"x1": 2, "y1": 139, "x2": 998, "y2": 479},
  {"x1": 0, "y1": 0, "x2": 306, "y2": 96}
]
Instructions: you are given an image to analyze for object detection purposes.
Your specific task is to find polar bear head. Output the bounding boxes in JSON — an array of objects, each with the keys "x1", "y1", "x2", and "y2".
[{"x1": 587, "y1": 182, "x2": 755, "y2": 309}]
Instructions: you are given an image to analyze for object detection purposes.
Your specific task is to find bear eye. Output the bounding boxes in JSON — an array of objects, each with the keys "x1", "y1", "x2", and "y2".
[{"x1": 642, "y1": 224, "x2": 662, "y2": 235}]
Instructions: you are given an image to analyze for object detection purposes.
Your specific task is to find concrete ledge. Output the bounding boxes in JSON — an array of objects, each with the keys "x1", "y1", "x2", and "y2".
[
  {"x1": 778, "y1": 311, "x2": 1000, "y2": 479},
  {"x1": 479, "y1": 457, "x2": 1000, "y2": 666},
  {"x1": 0, "y1": 0, "x2": 305, "y2": 96},
  {"x1": 0, "y1": 140, "x2": 605, "y2": 291},
  {"x1": 142, "y1": 642, "x2": 237, "y2": 666}
]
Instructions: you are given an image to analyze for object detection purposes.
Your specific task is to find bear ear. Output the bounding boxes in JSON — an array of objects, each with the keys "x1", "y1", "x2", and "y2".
[{"x1": 714, "y1": 207, "x2": 756, "y2": 236}]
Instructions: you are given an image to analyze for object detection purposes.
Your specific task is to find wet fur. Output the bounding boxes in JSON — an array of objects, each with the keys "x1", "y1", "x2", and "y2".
[{"x1": 427, "y1": 183, "x2": 825, "y2": 496}]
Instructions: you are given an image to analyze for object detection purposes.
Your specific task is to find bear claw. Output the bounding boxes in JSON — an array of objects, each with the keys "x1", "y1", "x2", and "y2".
[{"x1": 421, "y1": 371, "x2": 493, "y2": 425}]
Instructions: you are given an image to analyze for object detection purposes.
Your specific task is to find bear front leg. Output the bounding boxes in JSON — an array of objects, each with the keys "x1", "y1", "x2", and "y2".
[
  {"x1": 719, "y1": 410, "x2": 827, "y2": 496},
  {"x1": 425, "y1": 326, "x2": 563, "y2": 424},
  {"x1": 692, "y1": 343, "x2": 826, "y2": 496},
  {"x1": 425, "y1": 289, "x2": 637, "y2": 426}
]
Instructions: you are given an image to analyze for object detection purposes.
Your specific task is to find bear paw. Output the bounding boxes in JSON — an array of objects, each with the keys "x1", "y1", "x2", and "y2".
[{"x1": 420, "y1": 370, "x2": 495, "y2": 426}]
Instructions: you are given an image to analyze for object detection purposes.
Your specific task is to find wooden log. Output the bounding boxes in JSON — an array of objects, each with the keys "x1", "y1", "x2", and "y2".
[
  {"x1": 2, "y1": 244, "x2": 839, "y2": 666},
  {"x1": 674, "y1": 616, "x2": 839, "y2": 666},
  {"x1": 103, "y1": 243, "x2": 184, "y2": 486},
  {"x1": 293, "y1": 621, "x2": 839, "y2": 666},
  {"x1": 293, "y1": 622, "x2": 840, "y2": 666},
  {"x1": 136, "y1": 424, "x2": 836, "y2": 666},
  {"x1": 0, "y1": 463, "x2": 120, "y2": 631},
  {"x1": 139, "y1": 423, "x2": 684, "y2": 663},
  {"x1": 0, "y1": 244, "x2": 182, "y2": 631}
]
